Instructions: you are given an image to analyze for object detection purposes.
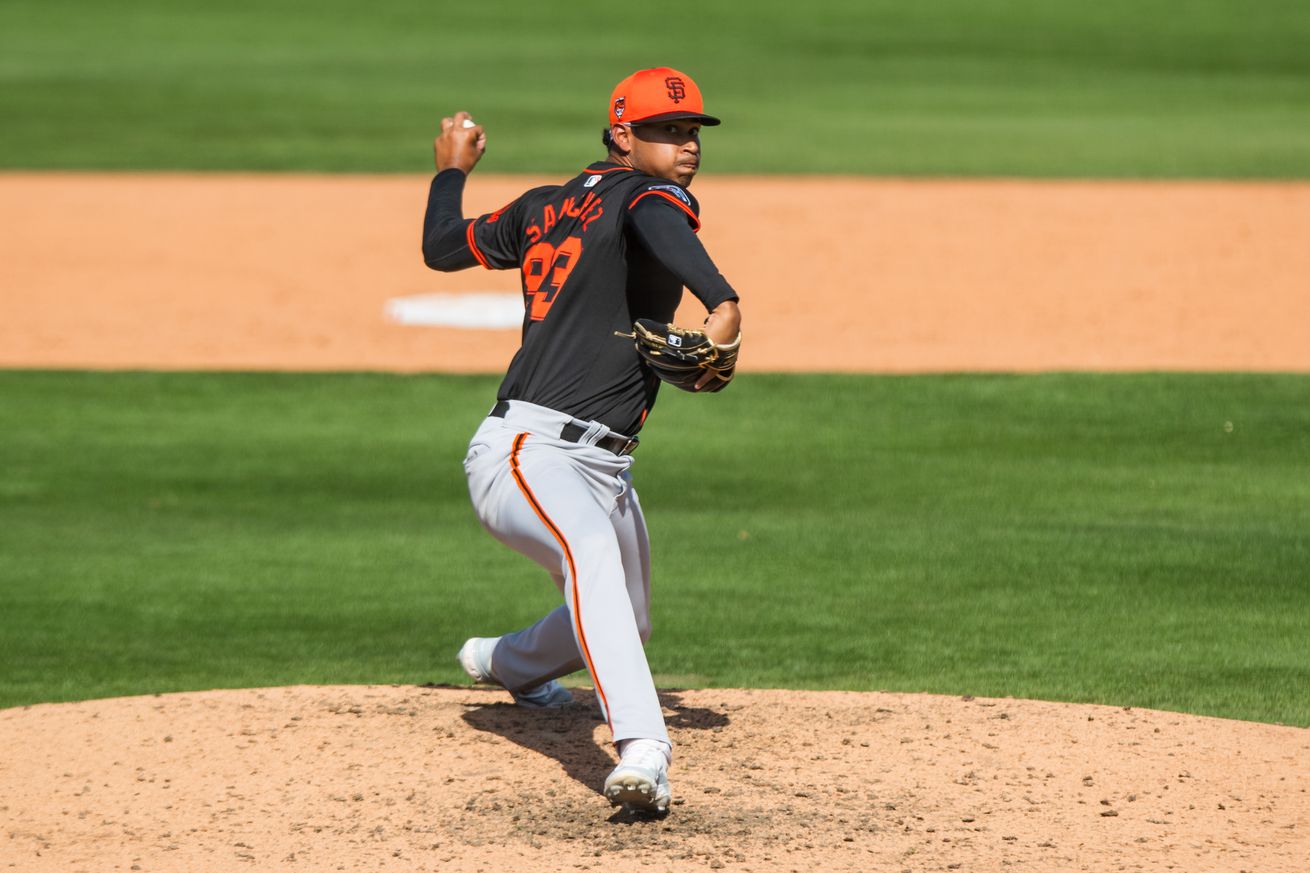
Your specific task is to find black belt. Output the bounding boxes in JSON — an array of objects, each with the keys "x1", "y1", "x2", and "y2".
[{"x1": 490, "y1": 400, "x2": 639, "y2": 456}]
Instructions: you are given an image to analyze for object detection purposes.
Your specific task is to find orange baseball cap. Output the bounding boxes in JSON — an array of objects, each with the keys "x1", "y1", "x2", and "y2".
[{"x1": 608, "y1": 67, "x2": 721, "y2": 127}]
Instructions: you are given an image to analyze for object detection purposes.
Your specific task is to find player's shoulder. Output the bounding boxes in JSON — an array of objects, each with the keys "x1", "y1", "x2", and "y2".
[
  {"x1": 477, "y1": 183, "x2": 559, "y2": 227},
  {"x1": 516, "y1": 183, "x2": 563, "y2": 206},
  {"x1": 626, "y1": 173, "x2": 700, "y2": 215},
  {"x1": 564, "y1": 162, "x2": 642, "y2": 194}
]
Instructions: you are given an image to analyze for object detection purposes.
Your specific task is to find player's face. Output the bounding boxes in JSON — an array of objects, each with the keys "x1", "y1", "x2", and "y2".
[{"x1": 628, "y1": 120, "x2": 702, "y2": 187}]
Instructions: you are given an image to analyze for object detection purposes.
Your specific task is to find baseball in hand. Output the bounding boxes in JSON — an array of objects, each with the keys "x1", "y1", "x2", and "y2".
[{"x1": 463, "y1": 118, "x2": 477, "y2": 128}]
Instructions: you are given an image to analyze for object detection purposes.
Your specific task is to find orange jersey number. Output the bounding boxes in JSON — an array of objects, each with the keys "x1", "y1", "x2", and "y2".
[{"x1": 522, "y1": 235, "x2": 583, "y2": 321}]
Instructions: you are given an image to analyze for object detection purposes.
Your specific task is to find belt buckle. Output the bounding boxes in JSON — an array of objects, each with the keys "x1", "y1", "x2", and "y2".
[{"x1": 617, "y1": 437, "x2": 639, "y2": 456}]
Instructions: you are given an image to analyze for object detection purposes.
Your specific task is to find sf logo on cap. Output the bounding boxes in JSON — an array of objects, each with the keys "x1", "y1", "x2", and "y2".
[{"x1": 665, "y1": 77, "x2": 685, "y2": 103}]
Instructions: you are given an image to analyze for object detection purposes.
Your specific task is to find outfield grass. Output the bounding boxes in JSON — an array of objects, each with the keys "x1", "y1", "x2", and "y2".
[
  {"x1": 1, "y1": 371, "x2": 1307, "y2": 724},
  {"x1": 1, "y1": 0, "x2": 1309, "y2": 176}
]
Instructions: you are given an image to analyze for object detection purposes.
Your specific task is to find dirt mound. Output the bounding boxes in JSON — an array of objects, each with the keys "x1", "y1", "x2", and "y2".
[{"x1": 1, "y1": 685, "x2": 1305, "y2": 871}]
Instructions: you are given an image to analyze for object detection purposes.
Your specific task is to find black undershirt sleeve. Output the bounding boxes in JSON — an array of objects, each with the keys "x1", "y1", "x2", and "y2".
[
  {"x1": 421, "y1": 169, "x2": 479, "y2": 272},
  {"x1": 627, "y1": 200, "x2": 739, "y2": 311}
]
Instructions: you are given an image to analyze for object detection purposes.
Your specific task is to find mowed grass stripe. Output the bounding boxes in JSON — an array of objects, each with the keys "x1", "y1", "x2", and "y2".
[
  {"x1": 1, "y1": 0, "x2": 1308, "y2": 175},
  {"x1": 0, "y1": 371, "x2": 1306, "y2": 724}
]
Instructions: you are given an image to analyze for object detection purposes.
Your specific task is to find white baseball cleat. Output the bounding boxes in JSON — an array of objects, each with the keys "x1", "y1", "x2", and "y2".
[
  {"x1": 456, "y1": 636, "x2": 574, "y2": 709},
  {"x1": 456, "y1": 636, "x2": 499, "y2": 684},
  {"x1": 604, "y1": 739, "x2": 672, "y2": 813}
]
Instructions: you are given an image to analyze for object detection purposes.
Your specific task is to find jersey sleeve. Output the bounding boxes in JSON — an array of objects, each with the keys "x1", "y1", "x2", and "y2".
[
  {"x1": 626, "y1": 181, "x2": 701, "y2": 231},
  {"x1": 627, "y1": 189, "x2": 738, "y2": 311},
  {"x1": 465, "y1": 196, "x2": 526, "y2": 270},
  {"x1": 422, "y1": 169, "x2": 480, "y2": 271}
]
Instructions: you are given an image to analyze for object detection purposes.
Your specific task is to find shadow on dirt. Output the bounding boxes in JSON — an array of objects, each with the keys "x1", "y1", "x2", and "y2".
[{"x1": 459, "y1": 687, "x2": 729, "y2": 798}]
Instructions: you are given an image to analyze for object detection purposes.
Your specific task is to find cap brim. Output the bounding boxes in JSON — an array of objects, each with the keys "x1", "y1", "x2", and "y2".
[{"x1": 628, "y1": 110, "x2": 721, "y2": 126}]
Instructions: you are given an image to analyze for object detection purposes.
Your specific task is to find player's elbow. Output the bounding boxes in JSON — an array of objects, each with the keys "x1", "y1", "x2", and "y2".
[
  {"x1": 421, "y1": 218, "x2": 474, "y2": 271},
  {"x1": 422, "y1": 240, "x2": 477, "y2": 272},
  {"x1": 423, "y1": 249, "x2": 464, "y2": 272},
  {"x1": 636, "y1": 616, "x2": 653, "y2": 644}
]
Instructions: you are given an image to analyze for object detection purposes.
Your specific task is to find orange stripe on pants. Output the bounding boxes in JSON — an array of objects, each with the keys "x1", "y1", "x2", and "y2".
[{"x1": 508, "y1": 433, "x2": 612, "y2": 726}]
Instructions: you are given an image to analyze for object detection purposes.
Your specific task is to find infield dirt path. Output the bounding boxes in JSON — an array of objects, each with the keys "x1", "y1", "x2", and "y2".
[
  {"x1": 2, "y1": 174, "x2": 1309, "y2": 372},
  {"x1": 2, "y1": 175, "x2": 1309, "y2": 872}
]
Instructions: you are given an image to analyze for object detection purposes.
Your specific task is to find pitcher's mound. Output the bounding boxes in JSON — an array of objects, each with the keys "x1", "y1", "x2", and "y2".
[{"x1": 1, "y1": 685, "x2": 1305, "y2": 872}]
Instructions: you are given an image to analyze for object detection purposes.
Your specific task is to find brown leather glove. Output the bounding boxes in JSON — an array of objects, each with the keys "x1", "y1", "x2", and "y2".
[{"x1": 628, "y1": 318, "x2": 741, "y2": 393}]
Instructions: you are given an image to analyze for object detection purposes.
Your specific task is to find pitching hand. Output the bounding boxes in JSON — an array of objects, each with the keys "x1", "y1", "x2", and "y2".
[{"x1": 435, "y1": 111, "x2": 486, "y2": 174}]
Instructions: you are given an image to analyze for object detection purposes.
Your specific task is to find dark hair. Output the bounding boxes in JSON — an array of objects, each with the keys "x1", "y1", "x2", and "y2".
[{"x1": 601, "y1": 128, "x2": 614, "y2": 149}]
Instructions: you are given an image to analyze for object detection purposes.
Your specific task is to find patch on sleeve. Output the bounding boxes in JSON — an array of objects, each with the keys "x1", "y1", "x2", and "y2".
[{"x1": 646, "y1": 183, "x2": 692, "y2": 205}]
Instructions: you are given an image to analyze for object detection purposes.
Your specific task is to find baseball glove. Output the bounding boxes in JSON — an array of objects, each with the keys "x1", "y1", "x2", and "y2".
[{"x1": 626, "y1": 318, "x2": 741, "y2": 393}]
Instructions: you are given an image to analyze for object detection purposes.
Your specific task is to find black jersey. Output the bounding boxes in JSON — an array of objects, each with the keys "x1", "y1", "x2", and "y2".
[{"x1": 457, "y1": 162, "x2": 736, "y2": 435}]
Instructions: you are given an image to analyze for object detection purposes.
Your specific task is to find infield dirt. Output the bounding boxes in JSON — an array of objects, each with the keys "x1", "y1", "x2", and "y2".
[
  {"x1": 2, "y1": 175, "x2": 1308, "y2": 871},
  {"x1": 2, "y1": 174, "x2": 1309, "y2": 372}
]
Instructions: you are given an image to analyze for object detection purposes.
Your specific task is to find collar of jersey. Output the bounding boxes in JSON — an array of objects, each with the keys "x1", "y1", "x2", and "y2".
[{"x1": 584, "y1": 162, "x2": 636, "y2": 175}]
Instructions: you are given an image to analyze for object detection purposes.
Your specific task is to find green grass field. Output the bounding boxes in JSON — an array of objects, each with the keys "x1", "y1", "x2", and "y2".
[
  {"x1": 2, "y1": 0, "x2": 1309, "y2": 175},
  {"x1": 2, "y1": 0, "x2": 1306, "y2": 738},
  {"x1": 2, "y1": 371, "x2": 1306, "y2": 724}
]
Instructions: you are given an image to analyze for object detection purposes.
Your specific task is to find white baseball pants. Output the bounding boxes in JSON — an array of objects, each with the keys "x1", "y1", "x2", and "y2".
[{"x1": 462, "y1": 400, "x2": 668, "y2": 747}]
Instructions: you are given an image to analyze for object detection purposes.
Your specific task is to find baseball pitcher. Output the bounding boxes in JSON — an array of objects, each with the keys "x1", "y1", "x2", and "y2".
[{"x1": 422, "y1": 67, "x2": 741, "y2": 814}]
